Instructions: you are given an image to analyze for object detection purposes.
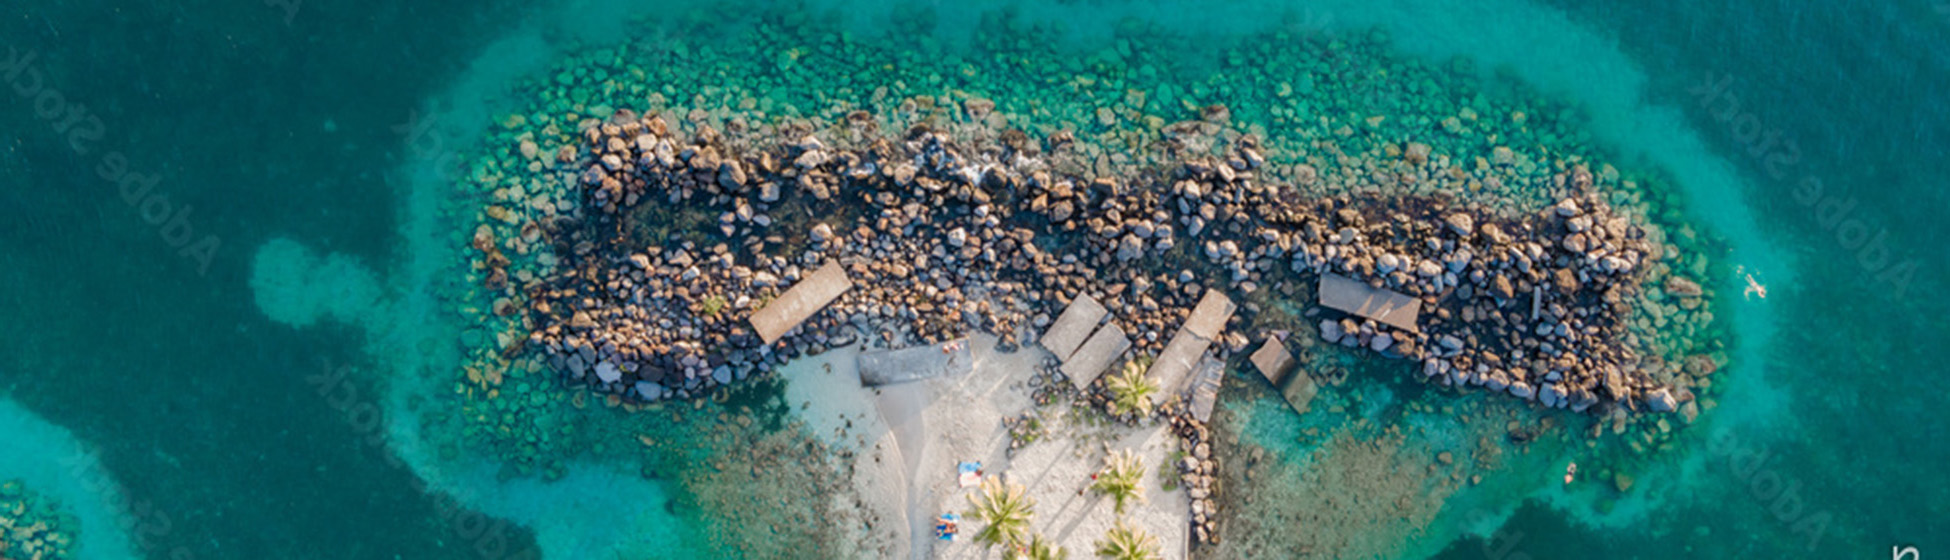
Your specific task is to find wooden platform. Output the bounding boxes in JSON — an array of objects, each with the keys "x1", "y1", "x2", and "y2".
[
  {"x1": 1145, "y1": 289, "x2": 1236, "y2": 393},
  {"x1": 1250, "y1": 337, "x2": 1317, "y2": 415},
  {"x1": 1063, "y1": 323, "x2": 1131, "y2": 389},
  {"x1": 1040, "y1": 294, "x2": 1108, "y2": 361},
  {"x1": 1250, "y1": 338, "x2": 1296, "y2": 384},
  {"x1": 1317, "y1": 273, "x2": 1421, "y2": 332},
  {"x1": 749, "y1": 261, "x2": 853, "y2": 344}
]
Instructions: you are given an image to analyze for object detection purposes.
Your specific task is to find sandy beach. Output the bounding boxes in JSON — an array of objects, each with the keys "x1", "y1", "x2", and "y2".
[{"x1": 782, "y1": 334, "x2": 1190, "y2": 559}]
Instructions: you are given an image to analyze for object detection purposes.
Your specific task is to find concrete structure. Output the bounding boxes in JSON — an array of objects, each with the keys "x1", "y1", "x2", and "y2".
[
  {"x1": 1249, "y1": 338, "x2": 1296, "y2": 384},
  {"x1": 858, "y1": 339, "x2": 974, "y2": 387},
  {"x1": 750, "y1": 261, "x2": 853, "y2": 343},
  {"x1": 1278, "y1": 367, "x2": 1319, "y2": 415},
  {"x1": 1145, "y1": 289, "x2": 1236, "y2": 392},
  {"x1": 1250, "y1": 337, "x2": 1317, "y2": 415},
  {"x1": 1063, "y1": 323, "x2": 1131, "y2": 389},
  {"x1": 1040, "y1": 294, "x2": 1107, "y2": 361},
  {"x1": 1317, "y1": 273, "x2": 1421, "y2": 332}
]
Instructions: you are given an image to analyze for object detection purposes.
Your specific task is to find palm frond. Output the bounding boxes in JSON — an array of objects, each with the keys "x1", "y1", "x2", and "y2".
[
  {"x1": 1104, "y1": 361, "x2": 1159, "y2": 418},
  {"x1": 1094, "y1": 520, "x2": 1161, "y2": 560},
  {"x1": 967, "y1": 475, "x2": 1037, "y2": 550},
  {"x1": 1020, "y1": 533, "x2": 1069, "y2": 560},
  {"x1": 1089, "y1": 449, "x2": 1146, "y2": 514}
]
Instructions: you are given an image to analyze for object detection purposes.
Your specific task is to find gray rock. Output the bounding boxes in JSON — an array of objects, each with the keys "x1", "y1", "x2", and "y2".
[
  {"x1": 1377, "y1": 253, "x2": 1400, "y2": 274},
  {"x1": 1369, "y1": 333, "x2": 1394, "y2": 352},
  {"x1": 1540, "y1": 383, "x2": 1565, "y2": 407},
  {"x1": 1647, "y1": 388, "x2": 1677, "y2": 412},
  {"x1": 1510, "y1": 382, "x2": 1536, "y2": 399},
  {"x1": 595, "y1": 361, "x2": 622, "y2": 383},
  {"x1": 1117, "y1": 234, "x2": 1145, "y2": 261},
  {"x1": 1320, "y1": 319, "x2": 1344, "y2": 344},
  {"x1": 635, "y1": 381, "x2": 663, "y2": 400},
  {"x1": 1049, "y1": 200, "x2": 1075, "y2": 222},
  {"x1": 1667, "y1": 277, "x2": 1703, "y2": 298},
  {"x1": 1555, "y1": 199, "x2": 1580, "y2": 217},
  {"x1": 1439, "y1": 335, "x2": 1464, "y2": 352},
  {"x1": 1444, "y1": 213, "x2": 1474, "y2": 237},
  {"x1": 1417, "y1": 260, "x2": 1443, "y2": 277}
]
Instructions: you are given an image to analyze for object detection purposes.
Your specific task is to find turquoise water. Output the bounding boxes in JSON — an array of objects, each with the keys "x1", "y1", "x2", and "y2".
[{"x1": 1, "y1": 1, "x2": 1944, "y2": 559}]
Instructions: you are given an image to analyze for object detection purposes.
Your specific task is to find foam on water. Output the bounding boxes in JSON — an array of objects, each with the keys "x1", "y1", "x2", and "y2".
[{"x1": 0, "y1": 398, "x2": 141, "y2": 560}]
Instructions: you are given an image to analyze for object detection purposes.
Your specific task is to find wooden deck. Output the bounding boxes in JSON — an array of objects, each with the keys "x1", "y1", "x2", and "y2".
[
  {"x1": 1063, "y1": 323, "x2": 1132, "y2": 389},
  {"x1": 1145, "y1": 289, "x2": 1236, "y2": 393},
  {"x1": 1250, "y1": 337, "x2": 1317, "y2": 415},
  {"x1": 749, "y1": 261, "x2": 853, "y2": 343},
  {"x1": 1040, "y1": 294, "x2": 1108, "y2": 361},
  {"x1": 1317, "y1": 273, "x2": 1421, "y2": 332}
]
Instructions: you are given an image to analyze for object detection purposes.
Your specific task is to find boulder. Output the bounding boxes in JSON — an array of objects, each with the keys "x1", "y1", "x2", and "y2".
[
  {"x1": 1369, "y1": 333, "x2": 1394, "y2": 352},
  {"x1": 1377, "y1": 253, "x2": 1401, "y2": 274},
  {"x1": 1647, "y1": 388, "x2": 1677, "y2": 412},
  {"x1": 595, "y1": 361, "x2": 622, "y2": 383},
  {"x1": 1667, "y1": 277, "x2": 1703, "y2": 298},
  {"x1": 1319, "y1": 319, "x2": 1344, "y2": 344},
  {"x1": 1117, "y1": 234, "x2": 1146, "y2": 261},
  {"x1": 1444, "y1": 213, "x2": 1474, "y2": 237},
  {"x1": 1554, "y1": 199, "x2": 1580, "y2": 217}
]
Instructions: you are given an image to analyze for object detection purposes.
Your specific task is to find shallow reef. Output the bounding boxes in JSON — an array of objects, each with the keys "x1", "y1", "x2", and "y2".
[{"x1": 0, "y1": 479, "x2": 78, "y2": 560}]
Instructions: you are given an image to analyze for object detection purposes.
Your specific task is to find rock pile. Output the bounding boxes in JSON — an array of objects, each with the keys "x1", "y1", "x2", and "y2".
[
  {"x1": 1289, "y1": 190, "x2": 1694, "y2": 413},
  {"x1": 1165, "y1": 403, "x2": 1222, "y2": 546},
  {"x1": 503, "y1": 104, "x2": 1696, "y2": 416}
]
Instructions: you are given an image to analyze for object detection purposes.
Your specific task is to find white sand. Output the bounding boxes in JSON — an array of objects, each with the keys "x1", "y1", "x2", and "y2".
[{"x1": 782, "y1": 335, "x2": 1190, "y2": 560}]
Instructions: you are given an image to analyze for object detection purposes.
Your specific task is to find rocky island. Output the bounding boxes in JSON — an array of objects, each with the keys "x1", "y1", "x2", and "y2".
[{"x1": 428, "y1": 17, "x2": 1730, "y2": 558}]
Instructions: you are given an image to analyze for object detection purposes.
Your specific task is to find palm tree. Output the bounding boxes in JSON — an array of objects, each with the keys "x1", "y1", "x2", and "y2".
[
  {"x1": 1090, "y1": 449, "x2": 1146, "y2": 514},
  {"x1": 1104, "y1": 360, "x2": 1159, "y2": 418},
  {"x1": 1094, "y1": 520, "x2": 1161, "y2": 560},
  {"x1": 1019, "y1": 533, "x2": 1069, "y2": 560},
  {"x1": 967, "y1": 475, "x2": 1036, "y2": 551}
]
